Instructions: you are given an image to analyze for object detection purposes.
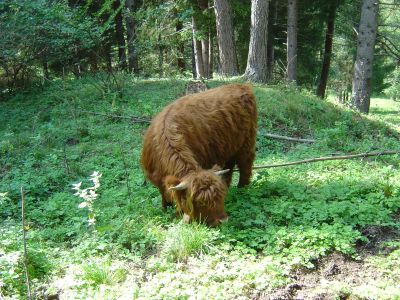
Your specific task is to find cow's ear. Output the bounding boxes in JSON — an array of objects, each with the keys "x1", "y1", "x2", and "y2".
[
  {"x1": 164, "y1": 175, "x2": 181, "y2": 189},
  {"x1": 164, "y1": 176, "x2": 189, "y2": 215},
  {"x1": 165, "y1": 175, "x2": 188, "y2": 191}
]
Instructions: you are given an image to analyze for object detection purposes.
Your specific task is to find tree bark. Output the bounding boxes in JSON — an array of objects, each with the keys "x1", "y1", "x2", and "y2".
[
  {"x1": 317, "y1": 3, "x2": 337, "y2": 99},
  {"x1": 351, "y1": 0, "x2": 379, "y2": 114},
  {"x1": 125, "y1": 0, "x2": 140, "y2": 74},
  {"x1": 214, "y1": 0, "x2": 238, "y2": 76},
  {"x1": 113, "y1": 0, "x2": 127, "y2": 71},
  {"x1": 287, "y1": 0, "x2": 298, "y2": 83},
  {"x1": 267, "y1": 0, "x2": 277, "y2": 81},
  {"x1": 244, "y1": 0, "x2": 269, "y2": 83}
]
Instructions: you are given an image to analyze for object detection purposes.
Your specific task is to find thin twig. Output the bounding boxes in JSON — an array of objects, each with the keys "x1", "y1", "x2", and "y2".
[
  {"x1": 21, "y1": 186, "x2": 32, "y2": 300},
  {"x1": 79, "y1": 110, "x2": 151, "y2": 124},
  {"x1": 234, "y1": 150, "x2": 400, "y2": 171},
  {"x1": 263, "y1": 133, "x2": 315, "y2": 143},
  {"x1": 63, "y1": 143, "x2": 71, "y2": 175},
  {"x1": 118, "y1": 141, "x2": 132, "y2": 200}
]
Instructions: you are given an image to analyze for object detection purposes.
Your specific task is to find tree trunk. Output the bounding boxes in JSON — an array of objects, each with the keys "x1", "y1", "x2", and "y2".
[
  {"x1": 113, "y1": 0, "x2": 127, "y2": 71},
  {"x1": 88, "y1": 53, "x2": 99, "y2": 73},
  {"x1": 244, "y1": 0, "x2": 269, "y2": 83},
  {"x1": 98, "y1": 8, "x2": 113, "y2": 73},
  {"x1": 351, "y1": 0, "x2": 379, "y2": 114},
  {"x1": 317, "y1": 3, "x2": 337, "y2": 99},
  {"x1": 267, "y1": 0, "x2": 277, "y2": 81},
  {"x1": 176, "y1": 20, "x2": 186, "y2": 73},
  {"x1": 158, "y1": 33, "x2": 164, "y2": 77},
  {"x1": 191, "y1": 38, "x2": 197, "y2": 79},
  {"x1": 214, "y1": 0, "x2": 238, "y2": 76},
  {"x1": 201, "y1": 38, "x2": 210, "y2": 78},
  {"x1": 198, "y1": 0, "x2": 210, "y2": 78},
  {"x1": 125, "y1": 0, "x2": 140, "y2": 74},
  {"x1": 287, "y1": 0, "x2": 298, "y2": 83},
  {"x1": 208, "y1": 32, "x2": 214, "y2": 78},
  {"x1": 105, "y1": 44, "x2": 113, "y2": 73},
  {"x1": 192, "y1": 16, "x2": 205, "y2": 79}
]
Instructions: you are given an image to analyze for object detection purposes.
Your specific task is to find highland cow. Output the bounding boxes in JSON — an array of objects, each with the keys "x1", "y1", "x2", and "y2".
[{"x1": 141, "y1": 84, "x2": 257, "y2": 226}]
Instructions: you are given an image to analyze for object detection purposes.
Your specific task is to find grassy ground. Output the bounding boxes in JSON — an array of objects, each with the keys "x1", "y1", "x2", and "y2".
[{"x1": 1, "y1": 76, "x2": 399, "y2": 299}]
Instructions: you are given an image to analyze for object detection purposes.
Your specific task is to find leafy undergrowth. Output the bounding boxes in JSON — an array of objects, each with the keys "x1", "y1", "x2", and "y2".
[{"x1": 1, "y1": 75, "x2": 400, "y2": 299}]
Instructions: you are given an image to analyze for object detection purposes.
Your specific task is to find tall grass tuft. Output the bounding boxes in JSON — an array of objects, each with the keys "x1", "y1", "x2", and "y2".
[
  {"x1": 161, "y1": 223, "x2": 216, "y2": 262},
  {"x1": 82, "y1": 260, "x2": 126, "y2": 287}
]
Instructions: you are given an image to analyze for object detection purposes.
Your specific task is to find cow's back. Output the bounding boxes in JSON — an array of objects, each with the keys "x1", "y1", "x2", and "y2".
[{"x1": 141, "y1": 84, "x2": 257, "y2": 186}]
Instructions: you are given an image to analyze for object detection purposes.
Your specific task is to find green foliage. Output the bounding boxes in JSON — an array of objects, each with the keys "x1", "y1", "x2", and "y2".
[
  {"x1": 135, "y1": 1, "x2": 193, "y2": 77},
  {"x1": 29, "y1": 193, "x2": 85, "y2": 242},
  {"x1": 0, "y1": 222, "x2": 52, "y2": 297},
  {"x1": 0, "y1": 0, "x2": 102, "y2": 91},
  {"x1": 113, "y1": 217, "x2": 163, "y2": 256},
  {"x1": 384, "y1": 67, "x2": 400, "y2": 101}
]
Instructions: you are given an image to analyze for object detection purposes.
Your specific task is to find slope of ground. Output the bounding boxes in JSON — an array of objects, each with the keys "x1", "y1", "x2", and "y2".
[{"x1": 0, "y1": 76, "x2": 399, "y2": 299}]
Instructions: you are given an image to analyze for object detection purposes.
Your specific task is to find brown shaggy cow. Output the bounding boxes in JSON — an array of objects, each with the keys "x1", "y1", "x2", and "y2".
[{"x1": 141, "y1": 84, "x2": 257, "y2": 226}]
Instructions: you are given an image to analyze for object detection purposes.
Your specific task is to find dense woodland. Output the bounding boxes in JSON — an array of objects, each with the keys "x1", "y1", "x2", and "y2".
[
  {"x1": 1, "y1": 0, "x2": 400, "y2": 299},
  {"x1": 1, "y1": 0, "x2": 399, "y2": 110}
]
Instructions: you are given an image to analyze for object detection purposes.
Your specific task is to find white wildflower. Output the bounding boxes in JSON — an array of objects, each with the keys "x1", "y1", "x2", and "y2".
[{"x1": 72, "y1": 171, "x2": 102, "y2": 229}]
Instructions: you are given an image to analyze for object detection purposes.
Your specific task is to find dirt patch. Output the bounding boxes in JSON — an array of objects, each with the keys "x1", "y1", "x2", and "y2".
[
  {"x1": 66, "y1": 137, "x2": 79, "y2": 146},
  {"x1": 359, "y1": 225, "x2": 400, "y2": 255},
  {"x1": 261, "y1": 225, "x2": 400, "y2": 300}
]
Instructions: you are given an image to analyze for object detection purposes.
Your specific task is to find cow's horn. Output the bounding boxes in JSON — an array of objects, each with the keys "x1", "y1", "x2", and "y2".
[
  {"x1": 169, "y1": 181, "x2": 188, "y2": 191},
  {"x1": 214, "y1": 169, "x2": 230, "y2": 176}
]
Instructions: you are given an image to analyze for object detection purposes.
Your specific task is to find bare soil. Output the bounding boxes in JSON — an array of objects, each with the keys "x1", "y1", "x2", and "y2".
[{"x1": 259, "y1": 225, "x2": 400, "y2": 300}]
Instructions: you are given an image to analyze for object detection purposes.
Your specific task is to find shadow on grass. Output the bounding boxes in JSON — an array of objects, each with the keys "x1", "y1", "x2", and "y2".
[{"x1": 369, "y1": 110, "x2": 400, "y2": 116}]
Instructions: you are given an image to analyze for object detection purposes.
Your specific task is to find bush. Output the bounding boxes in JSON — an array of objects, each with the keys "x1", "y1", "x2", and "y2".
[{"x1": 384, "y1": 67, "x2": 400, "y2": 101}]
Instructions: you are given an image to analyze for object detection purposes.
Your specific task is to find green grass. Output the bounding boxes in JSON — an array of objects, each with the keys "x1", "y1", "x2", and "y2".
[
  {"x1": 161, "y1": 222, "x2": 216, "y2": 262},
  {"x1": 1, "y1": 75, "x2": 400, "y2": 299},
  {"x1": 82, "y1": 260, "x2": 127, "y2": 286}
]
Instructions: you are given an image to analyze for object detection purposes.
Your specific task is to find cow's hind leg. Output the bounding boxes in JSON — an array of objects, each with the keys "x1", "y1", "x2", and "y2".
[
  {"x1": 236, "y1": 150, "x2": 255, "y2": 188},
  {"x1": 222, "y1": 159, "x2": 235, "y2": 187}
]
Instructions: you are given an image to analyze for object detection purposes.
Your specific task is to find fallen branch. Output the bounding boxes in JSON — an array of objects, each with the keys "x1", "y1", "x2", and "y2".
[
  {"x1": 79, "y1": 110, "x2": 151, "y2": 124},
  {"x1": 263, "y1": 133, "x2": 315, "y2": 143},
  {"x1": 233, "y1": 150, "x2": 400, "y2": 171}
]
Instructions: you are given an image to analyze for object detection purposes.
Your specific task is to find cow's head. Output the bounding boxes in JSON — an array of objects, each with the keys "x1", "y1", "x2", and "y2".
[{"x1": 164, "y1": 169, "x2": 229, "y2": 227}]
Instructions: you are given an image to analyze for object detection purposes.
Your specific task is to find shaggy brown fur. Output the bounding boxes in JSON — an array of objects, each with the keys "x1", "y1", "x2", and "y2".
[{"x1": 141, "y1": 84, "x2": 257, "y2": 226}]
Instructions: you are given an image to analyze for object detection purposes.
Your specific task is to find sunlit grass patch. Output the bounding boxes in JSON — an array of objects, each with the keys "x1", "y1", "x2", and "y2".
[{"x1": 137, "y1": 252, "x2": 289, "y2": 299}]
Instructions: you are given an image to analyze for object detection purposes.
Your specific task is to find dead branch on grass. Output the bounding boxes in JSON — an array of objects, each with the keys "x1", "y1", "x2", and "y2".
[
  {"x1": 233, "y1": 150, "x2": 400, "y2": 172},
  {"x1": 262, "y1": 133, "x2": 315, "y2": 143},
  {"x1": 79, "y1": 110, "x2": 151, "y2": 124}
]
